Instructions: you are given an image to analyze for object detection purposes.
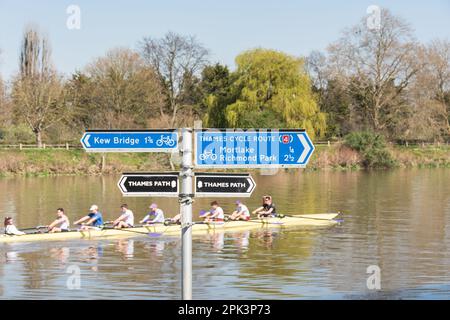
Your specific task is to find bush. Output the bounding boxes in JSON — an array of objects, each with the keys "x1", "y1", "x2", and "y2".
[
  {"x1": 0, "y1": 124, "x2": 35, "y2": 144},
  {"x1": 344, "y1": 131, "x2": 396, "y2": 168}
]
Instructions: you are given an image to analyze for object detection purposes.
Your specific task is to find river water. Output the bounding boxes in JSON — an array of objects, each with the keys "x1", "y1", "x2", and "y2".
[{"x1": 0, "y1": 169, "x2": 449, "y2": 299}]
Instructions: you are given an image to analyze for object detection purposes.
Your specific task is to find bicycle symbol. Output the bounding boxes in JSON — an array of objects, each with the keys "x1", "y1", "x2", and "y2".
[
  {"x1": 156, "y1": 136, "x2": 176, "y2": 147},
  {"x1": 199, "y1": 150, "x2": 218, "y2": 161}
]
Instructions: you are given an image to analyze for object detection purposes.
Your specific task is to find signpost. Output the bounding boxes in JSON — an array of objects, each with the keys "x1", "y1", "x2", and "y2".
[
  {"x1": 195, "y1": 173, "x2": 256, "y2": 197},
  {"x1": 81, "y1": 129, "x2": 178, "y2": 152},
  {"x1": 194, "y1": 129, "x2": 314, "y2": 168},
  {"x1": 117, "y1": 173, "x2": 179, "y2": 197},
  {"x1": 82, "y1": 127, "x2": 314, "y2": 300}
]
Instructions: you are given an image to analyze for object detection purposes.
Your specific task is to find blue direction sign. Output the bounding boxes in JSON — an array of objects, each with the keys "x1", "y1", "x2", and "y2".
[
  {"x1": 195, "y1": 129, "x2": 314, "y2": 168},
  {"x1": 81, "y1": 130, "x2": 178, "y2": 152}
]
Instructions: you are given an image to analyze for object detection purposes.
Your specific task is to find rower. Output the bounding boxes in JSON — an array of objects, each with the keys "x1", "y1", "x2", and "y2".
[
  {"x1": 113, "y1": 204, "x2": 134, "y2": 229},
  {"x1": 74, "y1": 204, "x2": 104, "y2": 230},
  {"x1": 47, "y1": 208, "x2": 70, "y2": 233},
  {"x1": 230, "y1": 200, "x2": 250, "y2": 221},
  {"x1": 169, "y1": 213, "x2": 181, "y2": 224},
  {"x1": 252, "y1": 195, "x2": 277, "y2": 219},
  {"x1": 202, "y1": 201, "x2": 224, "y2": 222},
  {"x1": 140, "y1": 203, "x2": 165, "y2": 224},
  {"x1": 3, "y1": 217, "x2": 25, "y2": 235}
]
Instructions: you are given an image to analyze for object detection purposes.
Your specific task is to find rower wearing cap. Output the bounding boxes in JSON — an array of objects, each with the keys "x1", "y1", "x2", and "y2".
[
  {"x1": 3, "y1": 217, "x2": 25, "y2": 235},
  {"x1": 113, "y1": 204, "x2": 134, "y2": 229},
  {"x1": 140, "y1": 203, "x2": 165, "y2": 224},
  {"x1": 47, "y1": 208, "x2": 70, "y2": 233},
  {"x1": 252, "y1": 195, "x2": 277, "y2": 219},
  {"x1": 201, "y1": 201, "x2": 224, "y2": 222},
  {"x1": 230, "y1": 200, "x2": 251, "y2": 221},
  {"x1": 74, "y1": 205, "x2": 104, "y2": 230}
]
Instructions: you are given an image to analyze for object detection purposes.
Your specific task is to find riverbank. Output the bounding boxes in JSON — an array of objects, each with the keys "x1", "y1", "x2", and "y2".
[
  {"x1": 0, "y1": 144, "x2": 449, "y2": 176},
  {"x1": 309, "y1": 143, "x2": 450, "y2": 170}
]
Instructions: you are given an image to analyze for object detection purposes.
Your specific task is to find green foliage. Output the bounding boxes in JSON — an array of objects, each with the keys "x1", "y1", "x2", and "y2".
[
  {"x1": 0, "y1": 124, "x2": 35, "y2": 144},
  {"x1": 224, "y1": 49, "x2": 326, "y2": 138},
  {"x1": 344, "y1": 131, "x2": 396, "y2": 168},
  {"x1": 200, "y1": 64, "x2": 235, "y2": 128}
]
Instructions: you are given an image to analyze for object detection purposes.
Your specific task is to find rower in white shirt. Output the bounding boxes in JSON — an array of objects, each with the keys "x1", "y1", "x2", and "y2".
[
  {"x1": 113, "y1": 204, "x2": 135, "y2": 229},
  {"x1": 47, "y1": 208, "x2": 70, "y2": 233},
  {"x1": 230, "y1": 200, "x2": 251, "y2": 221},
  {"x1": 140, "y1": 203, "x2": 165, "y2": 224},
  {"x1": 4, "y1": 217, "x2": 26, "y2": 235},
  {"x1": 201, "y1": 201, "x2": 225, "y2": 222}
]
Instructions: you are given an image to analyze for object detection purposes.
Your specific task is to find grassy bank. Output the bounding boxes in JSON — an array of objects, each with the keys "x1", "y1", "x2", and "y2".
[
  {"x1": 309, "y1": 143, "x2": 450, "y2": 170},
  {"x1": 0, "y1": 144, "x2": 449, "y2": 176},
  {"x1": 0, "y1": 149, "x2": 172, "y2": 176}
]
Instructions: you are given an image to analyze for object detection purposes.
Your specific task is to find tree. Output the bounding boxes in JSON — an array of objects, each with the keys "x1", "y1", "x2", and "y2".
[
  {"x1": 200, "y1": 63, "x2": 235, "y2": 128},
  {"x1": 0, "y1": 74, "x2": 9, "y2": 128},
  {"x1": 405, "y1": 40, "x2": 450, "y2": 141},
  {"x1": 0, "y1": 74, "x2": 5, "y2": 115},
  {"x1": 225, "y1": 49, "x2": 326, "y2": 138},
  {"x1": 11, "y1": 26, "x2": 67, "y2": 147},
  {"x1": 140, "y1": 32, "x2": 209, "y2": 126},
  {"x1": 69, "y1": 47, "x2": 164, "y2": 129},
  {"x1": 307, "y1": 51, "x2": 352, "y2": 137},
  {"x1": 326, "y1": 9, "x2": 418, "y2": 136}
]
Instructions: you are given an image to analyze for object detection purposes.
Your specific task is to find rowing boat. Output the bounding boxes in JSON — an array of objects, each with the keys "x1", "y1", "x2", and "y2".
[{"x1": 0, "y1": 213, "x2": 339, "y2": 244}]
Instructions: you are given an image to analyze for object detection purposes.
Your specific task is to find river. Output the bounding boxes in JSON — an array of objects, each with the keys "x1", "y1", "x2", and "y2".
[{"x1": 0, "y1": 169, "x2": 449, "y2": 299}]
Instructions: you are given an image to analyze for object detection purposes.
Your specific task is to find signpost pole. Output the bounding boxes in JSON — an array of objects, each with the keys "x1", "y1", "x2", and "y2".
[{"x1": 180, "y1": 128, "x2": 193, "y2": 300}]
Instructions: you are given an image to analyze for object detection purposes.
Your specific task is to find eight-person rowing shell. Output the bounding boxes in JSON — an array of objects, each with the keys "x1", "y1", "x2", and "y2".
[{"x1": 2, "y1": 194, "x2": 296, "y2": 236}]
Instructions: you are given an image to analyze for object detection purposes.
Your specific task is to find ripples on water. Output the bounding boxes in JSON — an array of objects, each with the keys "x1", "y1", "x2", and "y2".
[{"x1": 0, "y1": 169, "x2": 449, "y2": 299}]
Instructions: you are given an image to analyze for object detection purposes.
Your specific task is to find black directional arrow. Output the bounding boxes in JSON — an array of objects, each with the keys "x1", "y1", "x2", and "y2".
[
  {"x1": 118, "y1": 172, "x2": 179, "y2": 197},
  {"x1": 194, "y1": 173, "x2": 256, "y2": 197}
]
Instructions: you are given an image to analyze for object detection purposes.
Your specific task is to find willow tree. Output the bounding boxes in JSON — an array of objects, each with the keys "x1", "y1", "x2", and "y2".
[
  {"x1": 225, "y1": 49, "x2": 326, "y2": 138},
  {"x1": 11, "y1": 27, "x2": 66, "y2": 147}
]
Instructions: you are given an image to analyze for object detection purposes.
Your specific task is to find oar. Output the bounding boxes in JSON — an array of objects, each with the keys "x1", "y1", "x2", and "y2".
[
  {"x1": 276, "y1": 212, "x2": 343, "y2": 222},
  {"x1": 20, "y1": 225, "x2": 47, "y2": 231},
  {"x1": 203, "y1": 218, "x2": 284, "y2": 226},
  {"x1": 103, "y1": 223, "x2": 171, "y2": 238},
  {"x1": 232, "y1": 218, "x2": 284, "y2": 225},
  {"x1": 20, "y1": 225, "x2": 48, "y2": 234}
]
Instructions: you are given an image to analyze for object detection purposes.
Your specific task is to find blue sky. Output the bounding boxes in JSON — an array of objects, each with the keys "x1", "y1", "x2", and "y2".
[{"x1": 0, "y1": 0, "x2": 449, "y2": 79}]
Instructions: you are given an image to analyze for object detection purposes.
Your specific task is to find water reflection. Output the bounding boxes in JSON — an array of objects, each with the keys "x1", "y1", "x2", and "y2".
[
  {"x1": 48, "y1": 247, "x2": 70, "y2": 266},
  {"x1": 115, "y1": 239, "x2": 134, "y2": 259},
  {"x1": 0, "y1": 169, "x2": 449, "y2": 299}
]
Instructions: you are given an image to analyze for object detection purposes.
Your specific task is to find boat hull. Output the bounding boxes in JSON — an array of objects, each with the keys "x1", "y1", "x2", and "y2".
[{"x1": 0, "y1": 213, "x2": 339, "y2": 244}]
